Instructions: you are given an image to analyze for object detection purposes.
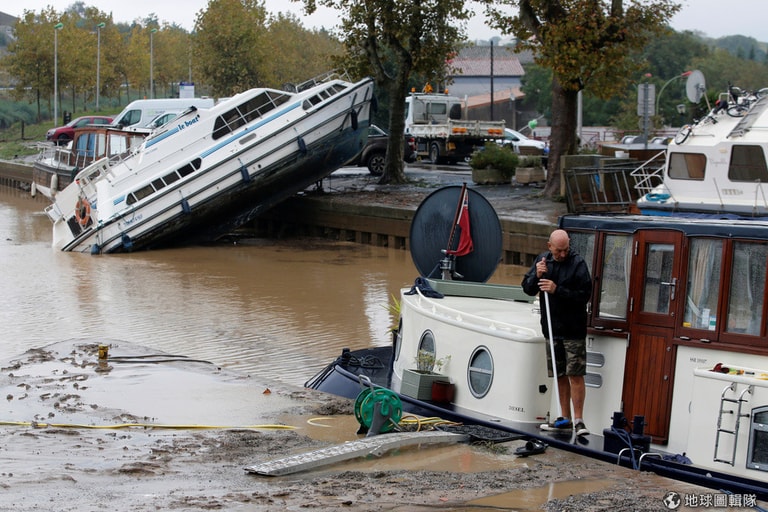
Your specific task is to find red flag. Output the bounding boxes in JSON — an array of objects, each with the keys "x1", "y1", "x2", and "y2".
[{"x1": 447, "y1": 188, "x2": 473, "y2": 256}]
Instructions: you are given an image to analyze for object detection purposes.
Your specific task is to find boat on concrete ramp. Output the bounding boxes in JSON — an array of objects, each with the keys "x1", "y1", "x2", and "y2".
[
  {"x1": 307, "y1": 184, "x2": 768, "y2": 503},
  {"x1": 43, "y1": 72, "x2": 375, "y2": 253}
]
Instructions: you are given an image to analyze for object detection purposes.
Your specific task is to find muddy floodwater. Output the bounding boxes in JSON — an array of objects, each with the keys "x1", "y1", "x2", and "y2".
[{"x1": 0, "y1": 186, "x2": 524, "y2": 386}]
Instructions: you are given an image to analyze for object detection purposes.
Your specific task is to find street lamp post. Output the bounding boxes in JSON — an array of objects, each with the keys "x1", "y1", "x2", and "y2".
[
  {"x1": 150, "y1": 28, "x2": 157, "y2": 99},
  {"x1": 655, "y1": 71, "x2": 693, "y2": 118},
  {"x1": 53, "y1": 22, "x2": 63, "y2": 124},
  {"x1": 96, "y1": 22, "x2": 105, "y2": 110}
]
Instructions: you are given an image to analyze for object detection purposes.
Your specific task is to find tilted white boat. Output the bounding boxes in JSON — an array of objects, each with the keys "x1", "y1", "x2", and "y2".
[
  {"x1": 44, "y1": 73, "x2": 374, "y2": 253},
  {"x1": 308, "y1": 185, "x2": 768, "y2": 501}
]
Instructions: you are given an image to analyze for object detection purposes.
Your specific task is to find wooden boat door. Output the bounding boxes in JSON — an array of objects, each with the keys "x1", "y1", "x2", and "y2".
[{"x1": 624, "y1": 229, "x2": 683, "y2": 443}]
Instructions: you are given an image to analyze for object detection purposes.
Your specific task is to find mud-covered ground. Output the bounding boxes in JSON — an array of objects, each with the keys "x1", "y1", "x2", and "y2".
[{"x1": 0, "y1": 341, "x2": 749, "y2": 511}]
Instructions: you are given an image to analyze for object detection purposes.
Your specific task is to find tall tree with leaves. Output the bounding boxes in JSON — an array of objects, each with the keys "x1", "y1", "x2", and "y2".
[
  {"x1": 301, "y1": 0, "x2": 470, "y2": 184},
  {"x1": 4, "y1": 8, "x2": 61, "y2": 121},
  {"x1": 192, "y1": 0, "x2": 269, "y2": 96},
  {"x1": 486, "y1": 0, "x2": 680, "y2": 197}
]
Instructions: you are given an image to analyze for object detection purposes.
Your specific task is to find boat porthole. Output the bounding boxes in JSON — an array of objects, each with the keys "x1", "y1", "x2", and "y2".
[
  {"x1": 467, "y1": 346, "x2": 493, "y2": 398},
  {"x1": 416, "y1": 331, "x2": 435, "y2": 371}
]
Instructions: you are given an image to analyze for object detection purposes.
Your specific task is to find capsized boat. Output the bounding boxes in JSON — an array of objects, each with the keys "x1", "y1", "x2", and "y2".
[
  {"x1": 44, "y1": 72, "x2": 374, "y2": 253},
  {"x1": 307, "y1": 185, "x2": 768, "y2": 501}
]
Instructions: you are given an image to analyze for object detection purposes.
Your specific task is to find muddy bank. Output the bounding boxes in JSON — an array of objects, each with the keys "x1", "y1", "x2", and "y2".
[{"x1": 0, "y1": 341, "x2": 732, "y2": 511}]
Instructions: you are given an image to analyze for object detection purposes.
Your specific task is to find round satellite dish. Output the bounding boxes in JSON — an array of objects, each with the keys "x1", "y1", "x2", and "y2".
[
  {"x1": 686, "y1": 70, "x2": 706, "y2": 103},
  {"x1": 409, "y1": 186, "x2": 502, "y2": 283}
]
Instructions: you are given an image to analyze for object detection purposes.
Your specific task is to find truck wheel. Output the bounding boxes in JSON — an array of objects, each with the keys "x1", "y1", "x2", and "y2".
[
  {"x1": 367, "y1": 152, "x2": 385, "y2": 176},
  {"x1": 429, "y1": 143, "x2": 440, "y2": 164}
]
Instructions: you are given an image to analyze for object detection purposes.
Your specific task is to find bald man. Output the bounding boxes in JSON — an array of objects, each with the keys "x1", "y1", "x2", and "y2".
[{"x1": 522, "y1": 229, "x2": 592, "y2": 436}]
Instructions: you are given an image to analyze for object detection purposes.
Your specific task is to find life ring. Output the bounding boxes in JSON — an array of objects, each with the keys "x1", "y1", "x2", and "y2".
[{"x1": 74, "y1": 197, "x2": 91, "y2": 227}]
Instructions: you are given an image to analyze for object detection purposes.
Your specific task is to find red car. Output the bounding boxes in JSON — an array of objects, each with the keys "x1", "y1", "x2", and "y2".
[{"x1": 46, "y1": 115, "x2": 114, "y2": 145}]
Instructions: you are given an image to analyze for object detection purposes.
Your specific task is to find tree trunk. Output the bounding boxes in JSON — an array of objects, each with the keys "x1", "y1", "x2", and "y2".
[
  {"x1": 544, "y1": 77, "x2": 579, "y2": 198},
  {"x1": 378, "y1": 72, "x2": 410, "y2": 185}
]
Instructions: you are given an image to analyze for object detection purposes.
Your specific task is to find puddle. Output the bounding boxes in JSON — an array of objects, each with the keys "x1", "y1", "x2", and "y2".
[{"x1": 469, "y1": 479, "x2": 614, "y2": 510}]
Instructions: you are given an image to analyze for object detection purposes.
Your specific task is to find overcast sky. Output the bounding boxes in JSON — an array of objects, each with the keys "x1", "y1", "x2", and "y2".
[{"x1": 13, "y1": 0, "x2": 767, "y2": 42}]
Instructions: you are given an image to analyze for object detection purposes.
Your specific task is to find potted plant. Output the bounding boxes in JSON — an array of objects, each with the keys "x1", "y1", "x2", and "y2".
[
  {"x1": 469, "y1": 142, "x2": 519, "y2": 185},
  {"x1": 515, "y1": 155, "x2": 546, "y2": 184},
  {"x1": 401, "y1": 352, "x2": 453, "y2": 401}
]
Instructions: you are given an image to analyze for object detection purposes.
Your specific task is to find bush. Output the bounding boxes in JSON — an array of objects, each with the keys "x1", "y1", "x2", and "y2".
[{"x1": 468, "y1": 142, "x2": 519, "y2": 178}]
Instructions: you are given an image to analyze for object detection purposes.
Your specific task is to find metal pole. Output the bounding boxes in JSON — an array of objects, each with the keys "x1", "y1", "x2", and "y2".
[
  {"x1": 53, "y1": 23, "x2": 63, "y2": 124},
  {"x1": 96, "y1": 22, "x2": 104, "y2": 110},
  {"x1": 150, "y1": 28, "x2": 157, "y2": 99},
  {"x1": 543, "y1": 290, "x2": 561, "y2": 417}
]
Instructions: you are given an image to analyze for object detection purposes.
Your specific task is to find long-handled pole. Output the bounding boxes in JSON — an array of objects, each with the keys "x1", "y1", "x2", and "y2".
[{"x1": 543, "y1": 290, "x2": 561, "y2": 418}]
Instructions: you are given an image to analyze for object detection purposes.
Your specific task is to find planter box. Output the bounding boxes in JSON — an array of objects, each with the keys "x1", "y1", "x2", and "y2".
[
  {"x1": 515, "y1": 167, "x2": 545, "y2": 184},
  {"x1": 471, "y1": 167, "x2": 512, "y2": 185},
  {"x1": 401, "y1": 369, "x2": 450, "y2": 400}
]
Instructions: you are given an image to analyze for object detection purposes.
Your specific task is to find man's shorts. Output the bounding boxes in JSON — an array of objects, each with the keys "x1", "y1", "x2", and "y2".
[{"x1": 545, "y1": 338, "x2": 586, "y2": 377}]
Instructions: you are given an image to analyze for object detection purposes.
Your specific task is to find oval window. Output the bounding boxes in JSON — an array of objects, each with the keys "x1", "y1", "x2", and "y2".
[
  {"x1": 468, "y1": 347, "x2": 493, "y2": 398},
  {"x1": 416, "y1": 331, "x2": 436, "y2": 372}
]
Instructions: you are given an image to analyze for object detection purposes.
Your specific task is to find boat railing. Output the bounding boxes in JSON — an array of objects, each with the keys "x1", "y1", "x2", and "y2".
[
  {"x1": 630, "y1": 151, "x2": 668, "y2": 195},
  {"x1": 563, "y1": 152, "x2": 665, "y2": 213},
  {"x1": 290, "y1": 70, "x2": 350, "y2": 93},
  {"x1": 412, "y1": 286, "x2": 540, "y2": 342}
]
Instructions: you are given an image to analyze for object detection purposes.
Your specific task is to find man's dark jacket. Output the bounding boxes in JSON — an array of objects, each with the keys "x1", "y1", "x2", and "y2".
[{"x1": 521, "y1": 250, "x2": 592, "y2": 340}]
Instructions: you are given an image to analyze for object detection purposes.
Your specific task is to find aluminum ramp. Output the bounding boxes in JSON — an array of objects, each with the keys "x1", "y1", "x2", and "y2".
[{"x1": 245, "y1": 430, "x2": 469, "y2": 476}]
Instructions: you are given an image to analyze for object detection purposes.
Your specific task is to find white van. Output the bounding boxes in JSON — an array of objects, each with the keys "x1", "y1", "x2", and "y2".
[{"x1": 112, "y1": 98, "x2": 215, "y2": 129}]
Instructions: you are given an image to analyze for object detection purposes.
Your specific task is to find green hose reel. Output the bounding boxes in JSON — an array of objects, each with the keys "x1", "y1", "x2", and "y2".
[{"x1": 354, "y1": 386, "x2": 402, "y2": 433}]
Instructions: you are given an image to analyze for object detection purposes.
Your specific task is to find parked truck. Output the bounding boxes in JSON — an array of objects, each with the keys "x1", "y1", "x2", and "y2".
[{"x1": 404, "y1": 91, "x2": 505, "y2": 164}]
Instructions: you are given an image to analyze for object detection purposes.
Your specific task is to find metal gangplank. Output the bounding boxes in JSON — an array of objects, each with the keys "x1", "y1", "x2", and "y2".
[
  {"x1": 245, "y1": 430, "x2": 469, "y2": 476},
  {"x1": 713, "y1": 382, "x2": 753, "y2": 466}
]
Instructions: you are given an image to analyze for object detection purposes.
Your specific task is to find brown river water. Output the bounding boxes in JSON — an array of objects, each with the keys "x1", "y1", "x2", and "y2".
[{"x1": 0, "y1": 185, "x2": 525, "y2": 387}]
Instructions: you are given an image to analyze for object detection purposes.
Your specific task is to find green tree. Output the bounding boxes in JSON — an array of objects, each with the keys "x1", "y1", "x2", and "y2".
[
  {"x1": 301, "y1": 0, "x2": 471, "y2": 184},
  {"x1": 261, "y1": 13, "x2": 343, "y2": 88},
  {"x1": 3, "y1": 8, "x2": 60, "y2": 121},
  {"x1": 192, "y1": 0, "x2": 269, "y2": 96},
  {"x1": 486, "y1": 0, "x2": 680, "y2": 197}
]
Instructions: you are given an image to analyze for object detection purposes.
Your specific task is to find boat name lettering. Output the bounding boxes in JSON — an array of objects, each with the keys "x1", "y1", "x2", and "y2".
[
  {"x1": 122, "y1": 214, "x2": 143, "y2": 226},
  {"x1": 689, "y1": 357, "x2": 708, "y2": 364},
  {"x1": 507, "y1": 405, "x2": 525, "y2": 413},
  {"x1": 720, "y1": 189, "x2": 743, "y2": 196},
  {"x1": 177, "y1": 115, "x2": 201, "y2": 131}
]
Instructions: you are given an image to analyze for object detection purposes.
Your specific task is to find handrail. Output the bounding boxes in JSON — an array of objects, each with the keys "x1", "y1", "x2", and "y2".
[{"x1": 412, "y1": 286, "x2": 540, "y2": 342}]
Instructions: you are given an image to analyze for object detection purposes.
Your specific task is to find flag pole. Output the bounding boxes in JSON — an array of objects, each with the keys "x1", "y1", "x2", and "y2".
[{"x1": 440, "y1": 183, "x2": 467, "y2": 280}]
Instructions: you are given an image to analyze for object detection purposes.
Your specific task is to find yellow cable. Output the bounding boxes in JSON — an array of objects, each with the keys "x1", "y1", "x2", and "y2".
[{"x1": 0, "y1": 420, "x2": 296, "y2": 430}]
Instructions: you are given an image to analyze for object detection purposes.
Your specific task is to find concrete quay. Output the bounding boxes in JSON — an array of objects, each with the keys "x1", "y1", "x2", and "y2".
[
  {"x1": 255, "y1": 163, "x2": 567, "y2": 266},
  {"x1": 0, "y1": 159, "x2": 566, "y2": 265}
]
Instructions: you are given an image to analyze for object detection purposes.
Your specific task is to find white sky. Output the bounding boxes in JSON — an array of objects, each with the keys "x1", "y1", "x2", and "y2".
[{"x1": 12, "y1": 0, "x2": 767, "y2": 42}]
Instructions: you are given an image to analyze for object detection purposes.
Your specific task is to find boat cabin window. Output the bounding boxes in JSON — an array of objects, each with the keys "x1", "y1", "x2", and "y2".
[
  {"x1": 668, "y1": 153, "x2": 706, "y2": 180},
  {"x1": 596, "y1": 234, "x2": 631, "y2": 321},
  {"x1": 683, "y1": 238, "x2": 723, "y2": 330},
  {"x1": 569, "y1": 232, "x2": 594, "y2": 276},
  {"x1": 725, "y1": 241, "x2": 768, "y2": 337},
  {"x1": 126, "y1": 158, "x2": 202, "y2": 206},
  {"x1": 212, "y1": 91, "x2": 291, "y2": 140},
  {"x1": 728, "y1": 145, "x2": 768, "y2": 182},
  {"x1": 301, "y1": 84, "x2": 348, "y2": 110}
]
